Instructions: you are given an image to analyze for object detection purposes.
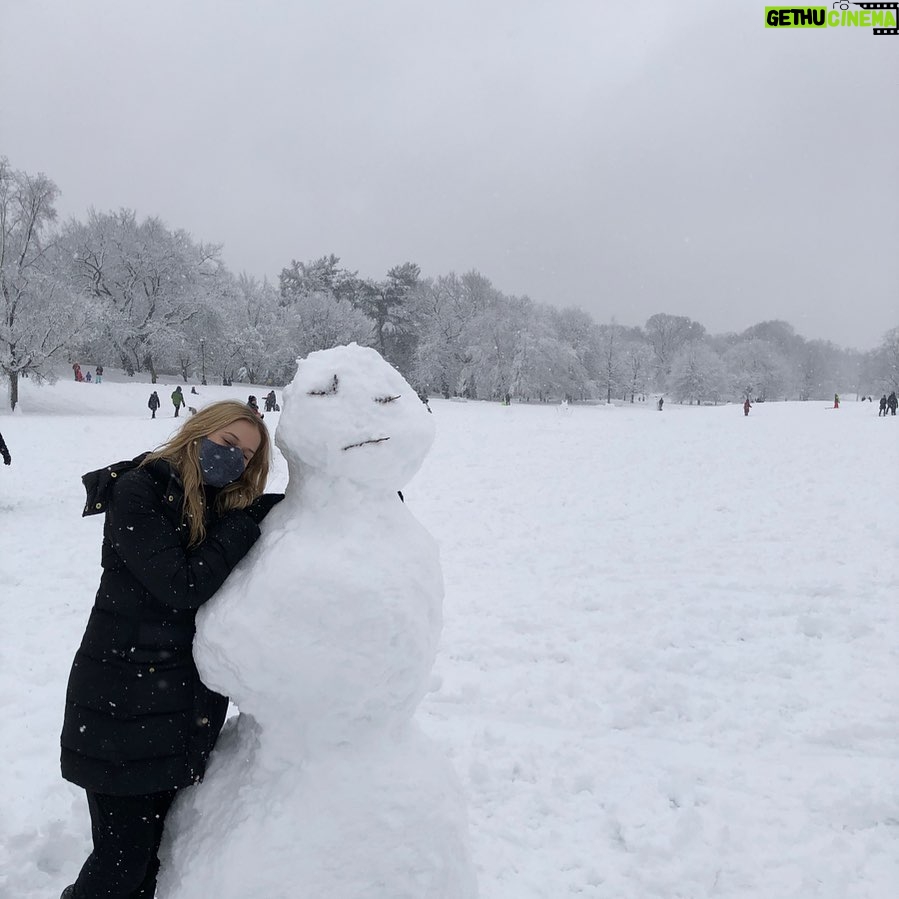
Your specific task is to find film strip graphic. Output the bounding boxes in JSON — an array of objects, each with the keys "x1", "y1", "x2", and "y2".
[{"x1": 851, "y1": 1, "x2": 899, "y2": 34}]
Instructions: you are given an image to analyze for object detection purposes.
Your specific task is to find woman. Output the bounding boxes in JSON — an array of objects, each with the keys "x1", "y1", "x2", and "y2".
[{"x1": 60, "y1": 401, "x2": 284, "y2": 899}]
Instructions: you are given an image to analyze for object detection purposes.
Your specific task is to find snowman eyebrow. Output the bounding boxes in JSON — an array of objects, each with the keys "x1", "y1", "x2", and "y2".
[
  {"x1": 308, "y1": 374, "x2": 339, "y2": 396},
  {"x1": 374, "y1": 395, "x2": 401, "y2": 404},
  {"x1": 343, "y1": 437, "x2": 391, "y2": 451}
]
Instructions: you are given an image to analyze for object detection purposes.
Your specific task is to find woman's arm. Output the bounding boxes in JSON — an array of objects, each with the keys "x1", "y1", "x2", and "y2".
[{"x1": 106, "y1": 468, "x2": 260, "y2": 610}]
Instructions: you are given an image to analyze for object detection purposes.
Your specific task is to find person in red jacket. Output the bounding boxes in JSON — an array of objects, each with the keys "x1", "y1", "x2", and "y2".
[
  {"x1": 59, "y1": 401, "x2": 284, "y2": 899},
  {"x1": 743, "y1": 398, "x2": 752, "y2": 416}
]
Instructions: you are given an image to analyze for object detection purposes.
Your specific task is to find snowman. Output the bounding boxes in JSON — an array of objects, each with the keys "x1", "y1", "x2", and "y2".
[{"x1": 157, "y1": 344, "x2": 478, "y2": 899}]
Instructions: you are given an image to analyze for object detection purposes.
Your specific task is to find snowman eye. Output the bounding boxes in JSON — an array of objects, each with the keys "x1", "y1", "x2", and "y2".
[
  {"x1": 308, "y1": 374, "x2": 339, "y2": 396},
  {"x1": 374, "y1": 395, "x2": 401, "y2": 404}
]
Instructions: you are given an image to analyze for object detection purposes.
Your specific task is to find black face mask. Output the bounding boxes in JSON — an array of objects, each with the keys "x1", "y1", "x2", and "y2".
[{"x1": 198, "y1": 437, "x2": 246, "y2": 487}]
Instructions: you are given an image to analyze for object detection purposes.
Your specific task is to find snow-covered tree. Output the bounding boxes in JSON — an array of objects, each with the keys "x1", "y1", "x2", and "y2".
[
  {"x1": 0, "y1": 159, "x2": 87, "y2": 410},
  {"x1": 510, "y1": 307, "x2": 584, "y2": 401},
  {"x1": 724, "y1": 338, "x2": 792, "y2": 401},
  {"x1": 668, "y1": 342, "x2": 727, "y2": 404},
  {"x1": 645, "y1": 313, "x2": 705, "y2": 387},
  {"x1": 550, "y1": 307, "x2": 601, "y2": 400},
  {"x1": 411, "y1": 271, "x2": 491, "y2": 397},
  {"x1": 65, "y1": 209, "x2": 225, "y2": 381},
  {"x1": 596, "y1": 323, "x2": 626, "y2": 404},
  {"x1": 868, "y1": 327, "x2": 899, "y2": 393},
  {"x1": 620, "y1": 336, "x2": 653, "y2": 403},
  {"x1": 462, "y1": 292, "x2": 531, "y2": 401},
  {"x1": 279, "y1": 254, "x2": 361, "y2": 306},
  {"x1": 795, "y1": 339, "x2": 842, "y2": 400},
  {"x1": 354, "y1": 262, "x2": 421, "y2": 370},
  {"x1": 283, "y1": 289, "x2": 372, "y2": 372},
  {"x1": 215, "y1": 274, "x2": 286, "y2": 384}
]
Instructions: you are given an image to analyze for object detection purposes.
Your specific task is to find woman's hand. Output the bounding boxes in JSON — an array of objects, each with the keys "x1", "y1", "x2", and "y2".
[{"x1": 244, "y1": 493, "x2": 285, "y2": 524}]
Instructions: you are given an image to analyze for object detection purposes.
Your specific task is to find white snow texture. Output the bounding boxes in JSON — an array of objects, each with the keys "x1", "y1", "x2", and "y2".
[{"x1": 157, "y1": 344, "x2": 478, "y2": 899}]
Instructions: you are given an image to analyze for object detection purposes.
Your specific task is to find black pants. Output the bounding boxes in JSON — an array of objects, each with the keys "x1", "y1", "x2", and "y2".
[{"x1": 72, "y1": 789, "x2": 177, "y2": 898}]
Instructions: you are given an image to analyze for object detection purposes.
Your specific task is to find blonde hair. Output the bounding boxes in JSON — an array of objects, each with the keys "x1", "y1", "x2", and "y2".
[{"x1": 142, "y1": 400, "x2": 271, "y2": 546}]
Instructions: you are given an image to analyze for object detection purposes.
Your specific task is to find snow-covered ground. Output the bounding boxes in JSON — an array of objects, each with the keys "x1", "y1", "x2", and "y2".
[{"x1": 1, "y1": 373, "x2": 897, "y2": 898}]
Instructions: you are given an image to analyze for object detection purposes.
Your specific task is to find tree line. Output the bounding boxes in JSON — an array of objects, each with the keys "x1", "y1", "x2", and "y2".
[{"x1": 2, "y1": 156, "x2": 897, "y2": 411}]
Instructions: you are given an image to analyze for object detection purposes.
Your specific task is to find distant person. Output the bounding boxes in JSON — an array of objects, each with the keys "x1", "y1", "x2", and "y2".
[
  {"x1": 247, "y1": 395, "x2": 263, "y2": 419},
  {"x1": 172, "y1": 386, "x2": 186, "y2": 418},
  {"x1": 148, "y1": 391, "x2": 161, "y2": 419},
  {"x1": 657, "y1": 397, "x2": 664, "y2": 411},
  {"x1": 743, "y1": 398, "x2": 752, "y2": 416},
  {"x1": 0, "y1": 430, "x2": 10, "y2": 466},
  {"x1": 73, "y1": 363, "x2": 83, "y2": 382},
  {"x1": 95, "y1": 365, "x2": 103, "y2": 384},
  {"x1": 264, "y1": 390, "x2": 277, "y2": 413},
  {"x1": 833, "y1": 393, "x2": 840, "y2": 409},
  {"x1": 191, "y1": 386, "x2": 199, "y2": 395},
  {"x1": 85, "y1": 371, "x2": 92, "y2": 383},
  {"x1": 879, "y1": 395, "x2": 887, "y2": 416},
  {"x1": 888, "y1": 391, "x2": 898, "y2": 416}
]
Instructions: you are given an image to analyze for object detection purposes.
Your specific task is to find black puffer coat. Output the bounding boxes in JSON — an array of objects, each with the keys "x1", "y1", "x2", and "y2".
[{"x1": 61, "y1": 455, "x2": 261, "y2": 796}]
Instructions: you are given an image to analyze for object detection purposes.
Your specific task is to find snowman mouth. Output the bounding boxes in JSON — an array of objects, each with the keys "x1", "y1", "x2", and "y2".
[{"x1": 342, "y1": 437, "x2": 390, "y2": 451}]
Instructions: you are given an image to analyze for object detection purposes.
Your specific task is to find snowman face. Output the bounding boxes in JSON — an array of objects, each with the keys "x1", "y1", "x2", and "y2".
[{"x1": 276, "y1": 344, "x2": 435, "y2": 489}]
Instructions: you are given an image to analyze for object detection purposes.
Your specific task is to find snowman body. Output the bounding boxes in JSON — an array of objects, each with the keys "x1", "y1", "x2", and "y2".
[{"x1": 157, "y1": 345, "x2": 477, "y2": 899}]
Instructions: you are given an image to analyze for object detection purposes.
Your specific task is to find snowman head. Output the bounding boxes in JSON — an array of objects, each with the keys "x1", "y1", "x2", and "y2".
[{"x1": 276, "y1": 344, "x2": 435, "y2": 489}]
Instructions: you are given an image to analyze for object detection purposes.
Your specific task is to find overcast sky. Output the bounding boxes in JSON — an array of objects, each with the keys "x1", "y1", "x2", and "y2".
[{"x1": 2, "y1": 0, "x2": 897, "y2": 350}]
